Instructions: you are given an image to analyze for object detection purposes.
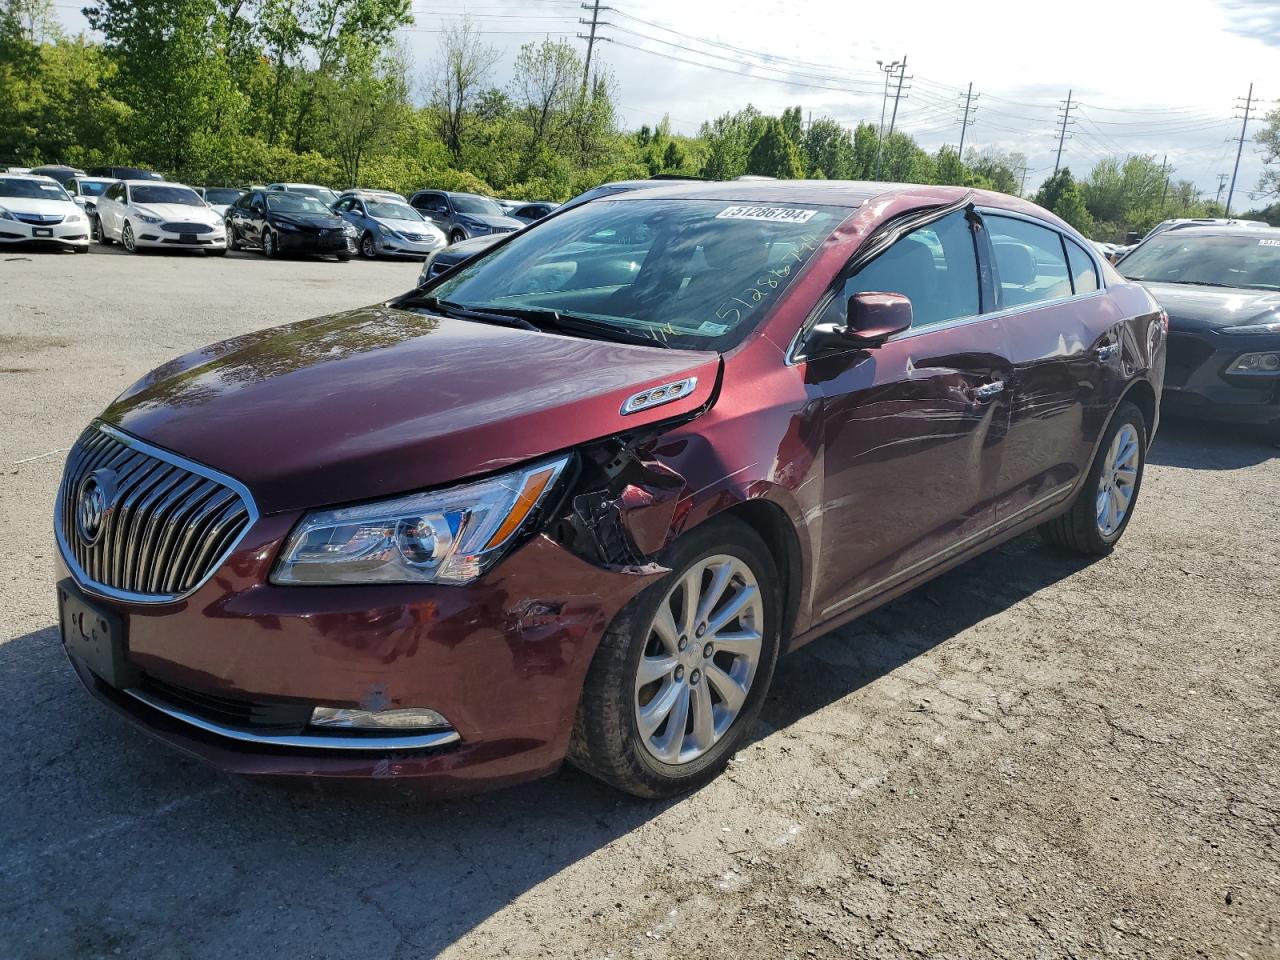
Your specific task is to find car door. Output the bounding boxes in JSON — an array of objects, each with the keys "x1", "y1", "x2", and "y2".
[
  {"x1": 99, "y1": 182, "x2": 124, "y2": 237},
  {"x1": 980, "y1": 212, "x2": 1123, "y2": 524},
  {"x1": 804, "y1": 208, "x2": 1014, "y2": 623},
  {"x1": 244, "y1": 192, "x2": 268, "y2": 246},
  {"x1": 413, "y1": 192, "x2": 448, "y2": 232}
]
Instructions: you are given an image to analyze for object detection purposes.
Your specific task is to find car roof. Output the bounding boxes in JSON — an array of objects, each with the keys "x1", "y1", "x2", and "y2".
[
  {"x1": 599, "y1": 178, "x2": 1037, "y2": 212},
  {"x1": 1139, "y1": 225, "x2": 1280, "y2": 239},
  {"x1": 0, "y1": 172, "x2": 59, "y2": 183}
]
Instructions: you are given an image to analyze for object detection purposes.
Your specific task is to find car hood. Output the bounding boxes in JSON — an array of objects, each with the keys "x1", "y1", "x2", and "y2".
[
  {"x1": 270, "y1": 212, "x2": 344, "y2": 229},
  {"x1": 102, "y1": 305, "x2": 720, "y2": 514},
  {"x1": 1140, "y1": 281, "x2": 1280, "y2": 332},
  {"x1": 0, "y1": 197, "x2": 78, "y2": 218},
  {"x1": 461, "y1": 213, "x2": 524, "y2": 230},
  {"x1": 134, "y1": 203, "x2": 220, "y2": 224},
  {"x1": 374, "y1": 216, "x2": 441, "y2": 237}
]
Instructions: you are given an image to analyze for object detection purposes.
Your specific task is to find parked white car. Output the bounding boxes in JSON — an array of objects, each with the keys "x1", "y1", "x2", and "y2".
[
  {"x1": 94, "y1": 180, "x2": 227, "y2": 255},
  {"x1": 0, "y1": 174, "x2": 90, "y2": 251},
  {"x1": 196, "y1": 186, "x2": 246, "y2": 219}
]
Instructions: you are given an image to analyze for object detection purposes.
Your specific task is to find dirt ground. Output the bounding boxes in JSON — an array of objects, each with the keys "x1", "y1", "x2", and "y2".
[{"x1": 1, "y1": 244, "x2": 1277, "y2": 960}]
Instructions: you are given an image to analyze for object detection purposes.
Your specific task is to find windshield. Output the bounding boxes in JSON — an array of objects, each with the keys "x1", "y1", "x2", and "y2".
[
  {"x1": 133, "y1": 185, "x2": 201, "y2": 206},
  {"x1": 77, "y1": 180, "x2": 111, "y2": 197},
  {"x1": 204, "y1": 188, "x2": 244, "y2": 204},
  {"x1": 418, "y1": 198, "x2": 847, "y2": 350},
  {"x1": 1121, "y1": 233, "x2": 1280, "y2": 291},
  {"x1": 452, "y1": 195, "x2": 504, "y2": 217},
  {"x1": 266, "y1": 193, "x2": 331, "y2": 215},
  {"x1": 0, "y1": 178, "x2": 71, "y2": 201},
  {"x1": 367, "y1": 200, "x2": 422, "y2": 221},
  {"x1": 289, "y1": 186, "x2": 338, "y2": 205}
]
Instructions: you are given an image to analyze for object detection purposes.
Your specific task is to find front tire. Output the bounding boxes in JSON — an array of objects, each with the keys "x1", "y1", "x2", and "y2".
[
  {"x1": 121, "y1": 221, "x2": 138, "y2": 253},
  {"x1": 226, "y1": 221, "x2": 240, "y2": 251},
  {"x1": 569, "y1": 517, "x2": 781, "y2": 798},
  {"x1": 262, "y1": 228, "x2": 278, "y2": 259},
  {"x1": 94, "y1": 216, "x2": 112, "y2": 245},
  {"x1": 1040, "y1": 401, "x2": 1147, "y2": 555},
  {"x1": 449, "y1": 229, "x2": 465, "y2": 245},
  {"x1": 360, "y1": 231, "x2": 378, "y2": 259}
]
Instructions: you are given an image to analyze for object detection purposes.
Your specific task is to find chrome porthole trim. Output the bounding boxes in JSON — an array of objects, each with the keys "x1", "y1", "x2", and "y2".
[
  {"x1": 633, "y1": 554, "x2": 763, "y2": 765},
  {"x1": 621, "y1": 377, "x2": 697, "y2": 415}
]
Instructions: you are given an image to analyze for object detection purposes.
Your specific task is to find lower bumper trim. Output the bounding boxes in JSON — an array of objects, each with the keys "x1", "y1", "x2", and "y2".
[{"x1": 123, "y1": 686, "x2": 462, "y2": 751}]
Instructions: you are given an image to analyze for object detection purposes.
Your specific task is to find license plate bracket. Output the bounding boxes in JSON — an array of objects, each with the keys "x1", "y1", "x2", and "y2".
[
  {"x1": 32, "y1": 227, "x2": 53, "y2": 237},
  {"x1": 58, "y1": 580, "x2": 138, "y2": 689},
  {"x1": 180, "y1": 233, "x2": 197, "y2": 244}
]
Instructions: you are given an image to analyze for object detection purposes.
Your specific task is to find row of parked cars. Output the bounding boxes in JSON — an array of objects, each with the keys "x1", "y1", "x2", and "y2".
[{"x1": 0, "y1": 163, "x2": 559, "y2": 261}]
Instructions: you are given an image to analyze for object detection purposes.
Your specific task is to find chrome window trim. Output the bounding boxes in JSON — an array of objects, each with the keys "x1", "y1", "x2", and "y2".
[
  {"x1": 54, "y1": 422, "x2": 261, "y2": 605},
  {"x1": 123, "y1": 687, "x2": 461, "y2": 751}
]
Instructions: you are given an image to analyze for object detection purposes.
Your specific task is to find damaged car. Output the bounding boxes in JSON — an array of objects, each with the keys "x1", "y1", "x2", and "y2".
[{"x1": 54, "y1": 181, "x2": 1165, "y2": 798}]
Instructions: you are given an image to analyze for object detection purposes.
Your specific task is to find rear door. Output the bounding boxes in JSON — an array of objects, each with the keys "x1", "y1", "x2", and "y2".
[
  {"x1": 980, "y1": 212, "x2": 1123, "y2": 524},
  {"x1": 807, "y1": 208, "x2": 1014, "y2": 623}
]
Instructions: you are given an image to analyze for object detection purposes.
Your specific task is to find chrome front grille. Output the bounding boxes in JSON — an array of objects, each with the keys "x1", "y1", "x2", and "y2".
[{"x1": 57, "y1": 424, "x2": 256, "y2": 601}]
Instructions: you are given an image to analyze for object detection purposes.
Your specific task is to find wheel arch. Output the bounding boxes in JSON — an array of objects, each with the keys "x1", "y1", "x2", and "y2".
[{"x1": 1119, "y1": 377, "x2": 1158, "y2": 447}]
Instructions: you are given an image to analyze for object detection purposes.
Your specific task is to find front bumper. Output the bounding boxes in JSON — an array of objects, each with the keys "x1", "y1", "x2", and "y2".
[
  {"x1": 377, "y1": 233, "x2": 444, "y2": 258},
  {"x1": 277, "y1": 229, "x2": 354, "y2": 256},
  {"x1": 56, "y1": 520, "x2": 659, "y2": 796},
  {"x1": 0, "y1": 217, "x2": 89, "y2": 246},
  {"x1": 1162, "y1": 329, "x2": 1280, "y2": 426},
  {"x1": 134, "y1": 224, "x2": 226, "y2": 250}
]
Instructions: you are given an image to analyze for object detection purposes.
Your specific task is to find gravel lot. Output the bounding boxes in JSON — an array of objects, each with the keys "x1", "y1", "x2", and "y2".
[{"x1": 2, "y1": 244, "x2": 1278, "y2": 960}]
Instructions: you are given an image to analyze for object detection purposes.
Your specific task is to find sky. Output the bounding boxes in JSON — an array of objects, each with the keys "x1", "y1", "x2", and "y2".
[{"x1": 51, "y1": 0, "x2": 1279, "y2": 205}]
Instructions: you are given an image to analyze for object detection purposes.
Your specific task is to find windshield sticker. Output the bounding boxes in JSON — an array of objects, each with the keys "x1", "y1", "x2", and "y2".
[
  {"x1": 696, "y1": 320, "x2": 730, "y2": 336},
  {"x1": 716, "y1": 205, "x2": 817, "y2": 224},
  {"x1": 1259, "y1": 238, "x2": 1280, "y2": 247}
]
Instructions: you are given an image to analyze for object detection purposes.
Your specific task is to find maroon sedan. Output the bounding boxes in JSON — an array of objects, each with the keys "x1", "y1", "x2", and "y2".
[{"x1": 55, "y1": 181, "x2": 1165, "y2": 798}]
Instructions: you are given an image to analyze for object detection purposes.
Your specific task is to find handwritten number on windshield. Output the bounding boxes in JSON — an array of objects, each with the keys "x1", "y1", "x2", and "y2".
[{"x1": 713, "y1": 235, "x2": 819, "y2": 327}]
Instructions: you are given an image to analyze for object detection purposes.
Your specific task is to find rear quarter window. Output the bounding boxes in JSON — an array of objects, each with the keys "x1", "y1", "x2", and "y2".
[{"x1": 987, "y1": 215, "x2": 1072, "y2": 308}]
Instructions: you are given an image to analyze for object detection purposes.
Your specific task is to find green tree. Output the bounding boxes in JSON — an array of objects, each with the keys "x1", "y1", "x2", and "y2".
[
  {"x1": 1257, "y1": 106, "x2": 1280, "y2": 198},
  {"x1": 802, "y1": 117, "x2": 853, "y2": 179},
  {"x1": 745, "y1": 116, "x2": 803, "y2": 178},
  {"x1": 322, "y1": 42, "x2": 410, "y2": 185},
  {"x1": 428, "y1": 15, "x2": 498, "y2": 163}
]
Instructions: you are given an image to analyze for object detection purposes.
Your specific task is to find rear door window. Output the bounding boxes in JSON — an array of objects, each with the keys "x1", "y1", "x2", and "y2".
[
  {"x1": 830, "y1": 210, "x2": 980, "y2": 330},
  {"x1": 1065, "y1": 237, "x2": 1099, "y2": 293},
  {"x1": 986, "y1": 215, "x2": 1072, "y2": 308}
]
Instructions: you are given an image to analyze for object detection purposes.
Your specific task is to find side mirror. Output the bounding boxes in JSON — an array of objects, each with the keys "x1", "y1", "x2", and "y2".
[
  {"x1": 846, "y1": 291, "x2": 913, "y2": 346},
  {"x1": 803, "y1": 291, "x2": 912, "y2": 358},
  {"x1": 73, "y1": 196, "x2": 87, "y2": 208}
]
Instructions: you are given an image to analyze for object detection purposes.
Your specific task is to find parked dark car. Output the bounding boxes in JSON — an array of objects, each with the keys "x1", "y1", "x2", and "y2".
[
  {"x1": 1120, "y1": 226, "x2": 1280, "y2": 439},
  {"x1": 86, "y1": 165, "x2": 163, "y2": 181},
  {"x1": 407, "y1": 190, "x2": 524, "y2": 243},
  {"x1": 225, "y1": 189, "x2": 356, "y2": 259},
  {"x1": 54, "y1": 181, "x2": 1164, "y2": 799},
  {"x1": 30, "y1": 164, "x2": 86, "y2": 181},
  {"x1": 511, "y1": 201, "x2": 558, "y2": 224},
  {"x1": 417, "y1": 233, "x2": 500, "y2": 284}
]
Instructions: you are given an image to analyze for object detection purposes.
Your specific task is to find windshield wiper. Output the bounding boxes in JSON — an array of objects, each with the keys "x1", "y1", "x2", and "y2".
[
  {"x1": 459, "y1": 305, "x2": 671, "y2": 349},
  {"x1": 412, "y1": 296, "x2": 539, "y2": 331}
]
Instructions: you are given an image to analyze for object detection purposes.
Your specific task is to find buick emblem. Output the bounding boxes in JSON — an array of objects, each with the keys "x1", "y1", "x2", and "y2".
[{"x1": 75, "y1": 469, "x2": 117, "y2": 546}]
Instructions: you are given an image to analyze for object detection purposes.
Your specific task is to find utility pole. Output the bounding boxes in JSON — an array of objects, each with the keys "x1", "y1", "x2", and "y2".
[
  {"x1": 873, "y1": 58, "x2": 901, "y2": 181},
  {"x1": 1053, "y1": 89, "x2": 1077, "y2": 175},
  {"x1": 1159, "y1": 154, "x2": 1170, "y2": 211},
  {"x1": 887, "y1": 55, "x2": 910, "y2": 137},
  {"x1": 1225, "y1": 82, "x2": 1255, "y2": 217},
  {"x1": 1019, "y1": 164, "x2": 1030, "y2": 196},
  {"x1": 957, "y1": 81, "x2": 978, "y2": 159},
  {"x1": 1215, "y1": 172, "x2": 1229, "y2": 206},
  {"x1": 578, "y1": 1, "x2": 607, "y2": 93}
]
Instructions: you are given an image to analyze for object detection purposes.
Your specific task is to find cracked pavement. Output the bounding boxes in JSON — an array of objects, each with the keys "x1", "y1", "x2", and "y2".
[{"x1": 2, "y1": 247, "x2": 1278, "y2": 959}]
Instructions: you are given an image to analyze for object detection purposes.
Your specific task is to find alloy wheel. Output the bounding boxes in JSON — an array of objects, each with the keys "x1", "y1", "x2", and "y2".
[
  {"x1": 1096, "y1": 423, "x2": 1139, "y2": 537},
  {"x1": 122, "y1": 222, "x2": 136, "y2": 252},
  {"x1": 633, "y1": 555, "x2": 763, "y2": 765},
  {"x1": 263, "y1": 230, "x2": 275, "y2": 258},
  {"x1": 361, "y1": 232, "x2": 377, "y2": 258}
]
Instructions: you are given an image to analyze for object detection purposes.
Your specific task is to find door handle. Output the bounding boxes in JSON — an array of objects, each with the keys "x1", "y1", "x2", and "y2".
[
  {"x1": 971, "y1": 380, "x2": 1006, "y2": 400},
  {"x1": 1095, "y1": 343, "x2": 1120, "y2": 361}
]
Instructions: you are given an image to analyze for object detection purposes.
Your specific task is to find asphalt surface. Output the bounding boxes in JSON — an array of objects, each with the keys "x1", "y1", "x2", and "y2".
[{"x1": 1, "y1": 243, "x2": 1278, "y2": 960}]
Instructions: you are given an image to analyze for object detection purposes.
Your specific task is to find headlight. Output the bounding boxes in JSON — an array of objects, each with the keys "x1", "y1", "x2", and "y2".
[
  {"x1": 136, "y1": 213, "x2": 162, "y2": 224},
  {"x1": 0, "y1": 207, "x2": 13, "y2": 221},
  {"x1": 65, "y1": 213, "x2": 83, "y2": 224},
  {"x1": 272, "y1": 455, "x2": 570, "y2": 585},
  {"x1": 1226, "y1": 351, "x2": 1280, "y2": 375},
  {"x1": 273, "y1": 219, "x2": 299, "y2": 231},
  {"x1": 1220, "y1": 321, "x2": 1280, "y2": 336}
]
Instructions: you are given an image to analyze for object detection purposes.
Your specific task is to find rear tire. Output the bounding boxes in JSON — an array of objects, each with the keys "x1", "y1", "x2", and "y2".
[
  {"x1": 73, "y1": 244, "x2": 89, "y2": 254},
  {"x1": 569, "y1": 516, "x2": 781, "y2": 798},
  {"x1": 1039, "y1": 401, "x2": 1147, "y2": 555},
  {"x1": 226, "y1": 222, "x2": 240, "y2": 251},
  {"x1": 94, "y1": 216, "x2": 111, "y2": 245}
]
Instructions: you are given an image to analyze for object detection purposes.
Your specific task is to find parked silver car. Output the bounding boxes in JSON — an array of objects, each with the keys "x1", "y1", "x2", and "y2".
[{"x1": 334, "y1": 192, "x2": 447, "y2": 259}]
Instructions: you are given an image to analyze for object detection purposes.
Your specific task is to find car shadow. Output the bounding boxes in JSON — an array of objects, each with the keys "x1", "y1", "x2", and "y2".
[
  {"x1": 1149, "y1": 416, "x2": 1275, "y2": 470},
  {"x1": 0, "y1": 531, "x2": 1094, "y2": 957}
]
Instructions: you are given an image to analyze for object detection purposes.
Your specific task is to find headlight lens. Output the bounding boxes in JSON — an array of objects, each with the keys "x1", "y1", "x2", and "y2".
[
  {"x1": 1226, "y1": 351, "x2": 1280, "y2": 374},
  {"x1": 0, "y1": 206, "x2": 13, "y2": 221},
  {"x1": 272, "y1": 455, "x2": 570, "y2": 585},
  {"x1": 65, "y1": 212, "x2": 83, "y2": 224},
  {"x1": 136, "y1": 213, "x2": 162, "y2": 224},
  {"x1": 1220, "y1": 320, "x2": 1280, "y2": 336}
]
